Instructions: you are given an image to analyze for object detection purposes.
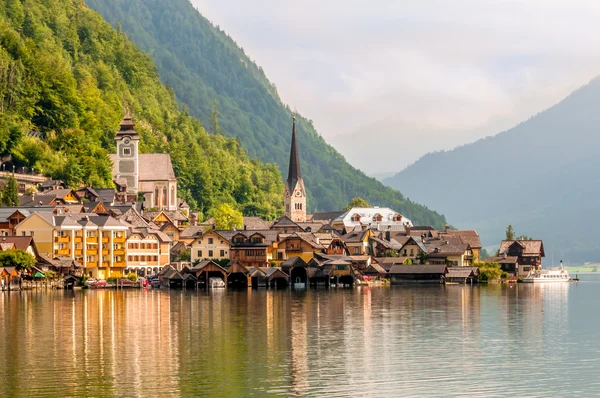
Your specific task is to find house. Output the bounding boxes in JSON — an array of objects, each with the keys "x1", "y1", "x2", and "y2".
[
  {"x1": 396, "y1": 236, "x2": 427, "y2": 262},
  {"x1": 227, "y1": 231, "x2": 279, "y2": 268},
  {"x1": 281, "y1": 256, "x2": 309, "y2": 287},
  {"x1": 275, "y1": 232, "x2": 347, "y2": 264},
  {"x1": 270, "y1": 215, "x2": 303, "y2": 233},
  {"x1": 426, "y1": 237, "x2": 473, "y2": 267},
  {"x1": 389, "y1": 264, "x2": 448, "y2": 284},
  {"x1": 40, "y1": 180, "x2": 66, "y2": 192},
  {"x1": 190, "y1": 230, "x2": 232, "y2": 263},
  {"x1": 190, "y1": 260, "x2": 228, "y2": 287},
  {"x1": 485, "y1": 254, "x2": 520, "y2": 276},
  {"x1": 438, "y1": 229, "x2": 482, "y2": 263},
  {"x1": 200, "y1": 216, "x2": 271, "y2": 231},
  {"x1": 331, "y1": 207, "x2": 412, "y2": 233},
  {"x1": 446, "y1": 267, "x2": 479, "y2": 284},
  {"x1": 75, "y1": 187, "x2": 101, "y2": 203},
  {"x1": 248, "y1": 267, "x2": 289, "y2": 288},
  {"x1": 125, "y1": 230, "x2": 171, "y2": 275},
  {"x1": 341, "y1": 228, "x2": 374, "y2": 255},
  {"x1": 19, "y1": 189, "x2": 80, "y2": 206},
  {"x1": 498, "y1": 240, "x2": 545, "y2": 275}
]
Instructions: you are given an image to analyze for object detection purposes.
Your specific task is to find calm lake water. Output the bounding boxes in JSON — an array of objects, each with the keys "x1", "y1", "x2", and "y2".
[{"x1": 1, "y1": 276, "x2": 600, "y2": 397}]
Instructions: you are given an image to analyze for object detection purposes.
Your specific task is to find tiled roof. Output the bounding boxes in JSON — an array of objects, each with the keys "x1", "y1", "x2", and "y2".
[
  {"x1": 499, "y1": 240, "x2": 544, "y2": 256},
  {"x1": 389, "y1": 264, "x2": 447, "y2": 274},
  {"x1": 439, "y1": 230, "x2": 482, "y2": 248},
  {"x1": 109, "y1": 153, "x2": 176, "y2": 182}
]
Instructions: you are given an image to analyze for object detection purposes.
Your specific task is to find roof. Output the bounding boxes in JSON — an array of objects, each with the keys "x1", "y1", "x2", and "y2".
[
  {"x1": 286, "y1": 117, "x2": 302, "y2": 191},
  {"x1": 334, "y1": 207, "x2": 413, "y2": 229},
  {"x1": 310, "y1": 211, "x2": 345, "y2": 222},
  {"x1": 426, "y1": 237, "x2": 469, "y2": 256},
  {"x1": 389, "y1": 264, "x2": 448, "y2": 274},
  {"x1": 200, "y1": 216, "x2": 270, "y2": 230},
  {"x1": 363, "y1": 263, "x2": 387, "y2": 275},
  {"x1": 0, "y1": 236, "x2": 35, "y2": 251},
  {"x1": 439, "y1": 230, "x2": 482, "y2": 249},
  {"x1": 486, "y1": 255, "x2": 519, "y2": 264},
  {"x1": 19, "y1": 189, "x2": 79, "y2": 206},
  {"x1": 342, "y1": 229, "x2": 370, "y2": 243},
  {"x1": 499, "y1": 240, "x2": 545, "y2": 256},
  {"x1": 115, "y1": 112, "x2": 140, "y2": 139},
  {"x1": 95, "y1": 188, "x2": 116, "y2": 203},
  {"x1": 270, "y1": 215, "x2": 300, "y2": 229},
  {"x1": 180, "y1": 225, "x2": 204, "y2": 239},
  {"x1": 446, "y1": 268, "x2": 477, "y2": 278},
  {"x1": 40, "y1": 180, "x2": 65, "y2": 189}
]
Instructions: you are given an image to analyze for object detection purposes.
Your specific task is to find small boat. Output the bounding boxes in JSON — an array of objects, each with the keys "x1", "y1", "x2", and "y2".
[
  {"x1": 209, "y1": 277, "x2": 225, "y2": 288},
  {"x1": 522, "y1": 266, "x2": 570, "y2": 283}
]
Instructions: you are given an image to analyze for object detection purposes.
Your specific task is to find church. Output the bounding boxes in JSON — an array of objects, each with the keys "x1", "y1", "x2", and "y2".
[
  {"x1": 284, "y1": 117, "x2": 307, "y2": 222},
  {"x1": 110, "y1": 113, "x2": 178, "y2": 211}
]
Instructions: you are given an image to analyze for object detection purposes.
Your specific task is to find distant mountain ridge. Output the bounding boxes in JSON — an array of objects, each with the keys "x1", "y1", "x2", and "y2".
[
  {"x1": 85, "y1": 0, "x2": 447, "y2": 228},
  {"x1": 384, "y1": 77, "x2": 600, "y2": 263}
]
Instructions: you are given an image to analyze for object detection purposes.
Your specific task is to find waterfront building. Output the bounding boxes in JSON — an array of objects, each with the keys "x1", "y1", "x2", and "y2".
[
  {"x1": 389, "y1": 264, "x2": 448, "y2": 284},
  {"x1": 341, "y1": 228, "x2": 374, "y2": 255},
  {"x1": 496, "y1": 239, "x2": 545, "y2": 276},
  {"x1": 284, "y1": 117, "x2": 307, "y2": 222},
  {"x1": 110, "y1": 113, "x2": 178, "y2": 211},
  {"x1": 190, "y1": 230, "x2": 232, "y2": 263},
  {"x1": 15, "y1": 212, "x2": 128, "y2": 279}
]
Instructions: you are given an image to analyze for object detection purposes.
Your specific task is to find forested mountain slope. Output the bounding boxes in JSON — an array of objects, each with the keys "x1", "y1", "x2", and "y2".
[
  {"x1": 85, "y1": 0, "x2": 447, "y2": 228},
  {"x1": 0, "y1": 0, "x2": 283, "y2": 219},
  {"x1": 385, "y1": 78, "x2": 600, "y2": 263}
]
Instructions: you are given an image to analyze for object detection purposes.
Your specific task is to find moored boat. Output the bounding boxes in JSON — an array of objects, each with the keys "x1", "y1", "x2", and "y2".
[{"x1": 522, "y1": 267, "x2": 570, "y2": 283}]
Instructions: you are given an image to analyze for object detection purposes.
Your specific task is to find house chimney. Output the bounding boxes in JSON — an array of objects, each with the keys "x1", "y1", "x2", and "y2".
[
  {"x1": 405, "y1": 224, "x2": 411, "y2": 236},
  {"x1": 445, "y1": 224, "x2": 449, "y2": 233}
]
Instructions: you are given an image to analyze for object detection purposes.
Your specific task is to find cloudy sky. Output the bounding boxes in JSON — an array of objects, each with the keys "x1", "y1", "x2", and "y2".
[{"x1": 191, "y1": 0, "x2": 600, "y2": 175}]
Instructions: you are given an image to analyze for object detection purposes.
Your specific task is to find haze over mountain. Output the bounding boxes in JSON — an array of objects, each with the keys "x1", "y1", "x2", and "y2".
[
  {"x1": 86, "y1": 0, "x2": 447, "y2": 227},
  {"x1": 192, "y1": 0, "x2": 600, "y2": 174},
  {"x1": 384, "y1": 78, "x2": 600, "y2": 263}
]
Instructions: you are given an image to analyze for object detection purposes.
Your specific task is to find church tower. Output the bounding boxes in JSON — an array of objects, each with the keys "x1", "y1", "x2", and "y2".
[
  {"x1": 284, "y1": 116, "x2": 307, "y2": 222},
  {"x1": 114, "y1": 111, "x2": 140, "y2": 195}
]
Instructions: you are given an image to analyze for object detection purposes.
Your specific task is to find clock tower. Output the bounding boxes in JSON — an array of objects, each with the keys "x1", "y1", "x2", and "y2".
[
  {"x1": 284, "y1": 116, "x2": 307, "y2": 222},
  {"x1": 114, "y1": 111, "x2": 140, "y2": 197}
]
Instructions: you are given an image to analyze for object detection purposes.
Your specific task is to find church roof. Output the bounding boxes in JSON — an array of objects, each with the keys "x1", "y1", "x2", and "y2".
[{"x1": 287, "y1": 117, "x2": 302, "y2": 190}]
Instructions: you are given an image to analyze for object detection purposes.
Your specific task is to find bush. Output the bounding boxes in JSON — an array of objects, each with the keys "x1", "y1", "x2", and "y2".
[
  {"x1": 107, "y1": 276, "x2": 118, "y2": 283},
  {"x1": 126, "y1": 273, "x2": 138, "y2": 282},
  {"x1": 475, "y1": 262, "x2": 503, "y2": 283}
]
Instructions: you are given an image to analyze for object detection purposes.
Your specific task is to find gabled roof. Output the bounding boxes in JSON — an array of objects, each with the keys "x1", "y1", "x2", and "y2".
[
  {"x1": 446, "y1": 267, "x2": 477, "y2": 278},
  {"x1": 499, "y1": 240, "x2": 545, "y2": 257},
  {"x1": 398, "y1": 236, "x2": 427, "y2": 253},
  {"x1": 281, "y1": 256, "x2": 308, "y2": 268},
  {"x1": 426, "y1": 237, "x2": 469, "y2": 256},
  {"x1": 439, "y1": 230, "x2": 482, "y2": 249},
  {"x1": 180, "y1": 225, "x2": 204, "y2": 239},
  {"x1": 389, "y1": 264, "x2": 448, "y2": 274},
  {"x1": 310, "y1": 211, "x2": 345, "y2": 222},
  {"x1": 270, "y1": 215, "x2": 300, "y2": 229},
  {"x1": 0, "y1": 236, "x2": 36, "y2": 252}
]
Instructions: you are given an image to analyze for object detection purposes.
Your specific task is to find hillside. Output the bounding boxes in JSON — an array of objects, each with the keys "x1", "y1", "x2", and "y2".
[
  {"x1": 84, "y1": 0, "x2": 447, "y2": 228},
  {"x1": 384, "y1": 78, "x2": 600, "y2": 263},
  {"x1": 0, "y1": 0, "x2": 283, "y2": 219}
]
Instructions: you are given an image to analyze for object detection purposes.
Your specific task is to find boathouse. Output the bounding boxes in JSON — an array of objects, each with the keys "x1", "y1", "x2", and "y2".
[
  {"x1": 389, "y1": 264, "x2": 448, "y2": 284},
  {"x1": 281, "y1": 256, "x2": 308, "y2": 288},
  {"x1": 446, "y1": 267, "x2": 479, "y2": 284},
  {"x1": 190, "y1": 260, "x2": 228, "y2": 288},
  {"x1": 226, "y1": 260, "x2": 249, "y2": 288}
]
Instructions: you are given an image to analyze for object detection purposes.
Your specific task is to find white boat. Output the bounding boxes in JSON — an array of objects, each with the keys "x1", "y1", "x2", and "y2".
[
  {"x1": 209, "y1": 277, "x2": 225, "y2": 288},
  {"x1": 522, "y1": 267, "x2": 570, "y2": 283}
]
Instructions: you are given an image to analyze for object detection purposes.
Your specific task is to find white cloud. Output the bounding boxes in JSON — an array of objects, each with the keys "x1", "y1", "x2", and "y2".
[{"x1": 191, "y1": 0, "x2": 600, "y2": 173}]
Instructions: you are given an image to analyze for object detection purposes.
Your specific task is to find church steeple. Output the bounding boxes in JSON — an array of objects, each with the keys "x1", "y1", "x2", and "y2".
[
  {"x1": 284, "y1": 116, "x2": 306, "y2": 222},
  {"x1": 287, "y1": 116, "x2": 301, "y2": 189}
]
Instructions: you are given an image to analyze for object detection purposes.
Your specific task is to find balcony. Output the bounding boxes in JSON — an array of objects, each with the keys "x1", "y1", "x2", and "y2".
[
  {"x1": 101, "y1": 262, "x2": 109, "y2": 268},
  {"x1": 56, "y1": 249, "x2": 70, "y2": 256},
  {"x1": 55, "y1": 236, "x2": 70, "y2": 243},
  {"x1": 86, "y1": 262, "x2": 98, "y2": 267},
  {"x1": 114, "y1": 262, "x2": 126, "y2": 267},
  {"x1": 86, "y1": 236, "x2": 98, "y2": 243},
  {"x1": 74, "y1": 249, "x2": 83, "y2": 256},
  {"x1": 74, "y1": 236, "x2": 82, "y2": 243},
  {"x1": 114, "y1": 236, "x2": 126, "y2": 243},
  {"x1": 114, "y1": 249, "x2": 125, "y2": 256},
  {"x1": 87, "y1": 249, "x2": 98, "y2": 255},
  {"x1": 326, "y1": 249, "x2": 345, "y2": 255},
  {"x1": 102, "y1": 250, "x2": 109, "y2": 256}
]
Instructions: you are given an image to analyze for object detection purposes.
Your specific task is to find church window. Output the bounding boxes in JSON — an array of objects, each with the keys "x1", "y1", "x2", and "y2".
[
  {"x1": 123, "y1": 147, "x2": 131, "y2": 156},
  {"x1": 162, "y1": 187, "x2": 167, "y2": 208},
  {"x1": 154, "y1": 187, "x2": 159, "y2": 207},
  {"x1": 170, "y1": 186, "x2": 175, "y2": 207}
]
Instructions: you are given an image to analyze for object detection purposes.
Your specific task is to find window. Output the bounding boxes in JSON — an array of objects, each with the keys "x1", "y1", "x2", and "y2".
[
  {"x1": 410, "y1": 249, "x2": 414, "y2": 256},
  {"x1": 208, "y1": 238, "x2": 214, "y2": 244},
  {"x1": 403, "y1": 249, "x2": 407, "y2": 256},
  {"x1": 220, "y1": 250, "x2": 225, "y2": 257},
  {"x1": 278, "y1": 252, "x2": 283, "y2": 260},
  {"x1": 354, "y1": 247, "x2": 359, "y2": 255},
  {"x1": 208, "y1": 250, "x2": 214, "y2": 257},
  {"x1": 197, "y1": 250, "x2": 203, "y2": 258},
  {"x1": 30, "y1": 231, "x2": 34, "y2": 237},
  {"x1": 154, "y1": 187, "x2": 159, "y2": 207},
  {"x1": 162, "y1": 187, "x2": 167, "y2": 208},
  {"x1": 123, "y1": 147, "x2": 131, "y2": 156},
  {"x1": 170, "y1": 186, "x2": 175, "y2": 207}
]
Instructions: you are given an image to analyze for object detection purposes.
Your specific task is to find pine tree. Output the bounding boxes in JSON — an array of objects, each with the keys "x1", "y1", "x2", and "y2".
[
  {"x1": 2, "y1": 175, "x2": 19, "y2": 206},
  {"x1": 210, "y1": 99, "x2": 220, "y2": 134}
]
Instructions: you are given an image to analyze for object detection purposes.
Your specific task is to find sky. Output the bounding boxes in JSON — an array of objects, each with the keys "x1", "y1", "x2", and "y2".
[{"x1": 191, "y1": 0, "x2": 600, "y2": 175}]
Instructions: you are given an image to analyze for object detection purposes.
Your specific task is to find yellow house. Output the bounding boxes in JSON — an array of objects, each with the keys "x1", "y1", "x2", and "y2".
[
  {"x1": 274, "y1": 232, "x2": 347, "y2": 265},
  {"x1": 126, "y1": 231, "x2": 171, "y2": 274},
  {"x1": 341, "y1": 229, "x2": 375, "y2": 256},
  {"x1": 16, "y1": 212, "x2": 129, "y2": 279},
  {"x1": 190, "y1": 230, "x2": 231, "y2": 262}
]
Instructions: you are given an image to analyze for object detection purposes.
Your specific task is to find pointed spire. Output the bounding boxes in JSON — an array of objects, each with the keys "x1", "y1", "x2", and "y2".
[
  {"x1": 119, "y1": 109, "x2": 135, "y2": 132},
  {"x1": 287, "y1": 116, "x2": 301, "y2": 189}
]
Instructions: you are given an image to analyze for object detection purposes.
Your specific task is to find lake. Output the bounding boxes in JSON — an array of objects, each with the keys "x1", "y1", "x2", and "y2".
[{"x1": 1, "y1": 276, "x2": 600, "y2": 397}]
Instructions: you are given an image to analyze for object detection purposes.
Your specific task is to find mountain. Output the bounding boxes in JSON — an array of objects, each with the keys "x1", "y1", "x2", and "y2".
[
  {"x1": 84, "y1": 0, "x2": 447, "y2": 228},
  {"x1": 0, "y1": 0, "x2": 283, "y2": 219},
  {"x1": 384, "y1": 78, "x2": 600, "y2": 263}
]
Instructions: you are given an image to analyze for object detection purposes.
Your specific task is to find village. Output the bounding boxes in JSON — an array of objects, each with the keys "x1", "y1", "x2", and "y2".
[{"x1": 0, "y1": 114, "x2": 545, "y2": 290}]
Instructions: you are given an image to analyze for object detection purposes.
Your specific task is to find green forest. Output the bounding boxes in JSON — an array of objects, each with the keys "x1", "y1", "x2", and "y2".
[
  {"x1": 85, "y1": 0, "x2": 447, "y2": 228},
  {"x1": 0, "y1": 0, "x2": 283, "y2": 219}
]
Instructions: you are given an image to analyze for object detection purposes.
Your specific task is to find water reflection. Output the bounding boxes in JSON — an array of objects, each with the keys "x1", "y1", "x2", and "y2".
[{"x1": 0, "y1": 284, "x2": 599, "y2": 396}]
